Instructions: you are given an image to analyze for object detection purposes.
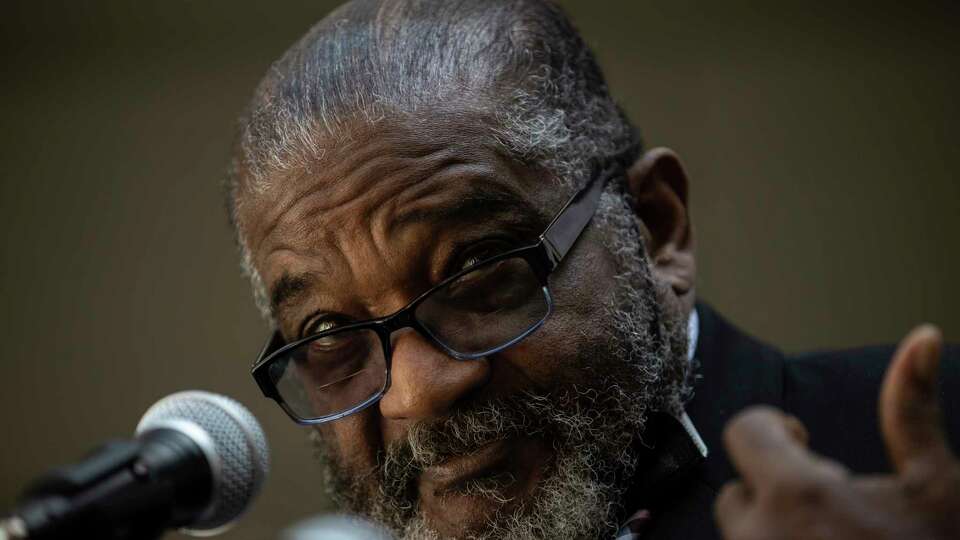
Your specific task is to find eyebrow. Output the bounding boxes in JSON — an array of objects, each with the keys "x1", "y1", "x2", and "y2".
[
  {"x1": 270, "y1": 272, "x2": 315, "y2": 315},
  {"x1": 268, "y1": 183, "x2": 549, "y2": 315},
  {"x1": 393, "y1": 183, "x2": 547, "y2": 231}
]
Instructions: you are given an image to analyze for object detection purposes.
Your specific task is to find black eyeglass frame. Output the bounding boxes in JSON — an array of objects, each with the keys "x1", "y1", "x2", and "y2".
[{"x1": 251, "y1": 161, "x2": 622, "y2": 425}]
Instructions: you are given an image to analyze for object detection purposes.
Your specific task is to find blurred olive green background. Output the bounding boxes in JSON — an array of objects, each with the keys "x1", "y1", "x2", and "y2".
[{"x1": 1, "y1": 1, "x2": 957, "y2": 538}]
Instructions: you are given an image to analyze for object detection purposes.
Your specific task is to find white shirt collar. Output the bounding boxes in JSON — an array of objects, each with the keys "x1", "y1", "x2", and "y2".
[
  {"x1": 687, "y1": 308, "x2": 699, "y2": 364},
  {"x1": 681, "y1": 307, "x2": 707, "y2": 457}
]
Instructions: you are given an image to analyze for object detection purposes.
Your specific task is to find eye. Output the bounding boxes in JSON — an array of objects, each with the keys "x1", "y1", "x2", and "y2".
[
  {"x1": 449, "y1": 239, "x2": 513, "y2": 276},
  {"x1": 301, "y1": 314, "x2": 347, "y2": 340},
  {"x1": 308, "y1": 331, "x2": 350, "y2": 353}
]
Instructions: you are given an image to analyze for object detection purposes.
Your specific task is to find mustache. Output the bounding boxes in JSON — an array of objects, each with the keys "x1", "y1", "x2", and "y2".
[
  {"x1": 316, "y1": 378, "x2": 667, "y2": 537},
  {"x1": 380, "y1": 393, "x2": 547, "y2": 497},
  {"x1": 378, "y1": 385, "x2": 638, "y2": 494},
  {"x1": 368, "y1": 394, "x2": 539, "y2": 524}
]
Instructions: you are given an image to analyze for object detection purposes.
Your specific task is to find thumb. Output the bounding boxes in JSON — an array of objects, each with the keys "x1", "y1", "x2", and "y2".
[{"x1": 880, "y1": 324, "x2": 952, "y2": 474}]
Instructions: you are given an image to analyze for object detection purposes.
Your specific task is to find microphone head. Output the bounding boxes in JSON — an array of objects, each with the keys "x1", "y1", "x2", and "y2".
[
  {"x1": 282, "y1": 514, "x2": 392, "y2": 540},
  {"x1": 136, "y1": 391, "x2": 270, "y2": 536}
]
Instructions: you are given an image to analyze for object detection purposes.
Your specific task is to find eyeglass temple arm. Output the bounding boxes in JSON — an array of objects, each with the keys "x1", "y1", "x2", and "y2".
[{"x1": 539, "y1": 165, "x2": 614, "y2": 270}]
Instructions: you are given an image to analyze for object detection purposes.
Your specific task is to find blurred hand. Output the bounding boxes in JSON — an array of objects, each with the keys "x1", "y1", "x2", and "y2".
[{"x1": 715, "y1": 325, "x2": 960, "y2": 540}]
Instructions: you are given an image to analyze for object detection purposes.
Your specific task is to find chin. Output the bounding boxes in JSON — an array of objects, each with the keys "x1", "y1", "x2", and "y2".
[
  {"x1": 415, "y1": 435, "x2": 551, "y2": 538},
  {"x1": 419, "y1": 492, "x2": 521, "y2": 539}
]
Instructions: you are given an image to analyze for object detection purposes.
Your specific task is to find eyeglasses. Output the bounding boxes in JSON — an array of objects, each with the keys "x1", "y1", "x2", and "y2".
[{"x1": 251, "y1": 161, "x2": 621, "y2": 424}]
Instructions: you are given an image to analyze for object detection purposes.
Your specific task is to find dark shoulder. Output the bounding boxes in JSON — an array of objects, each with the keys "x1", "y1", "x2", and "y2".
[{"x1": 783, "y1": 343, "x2": 960, "y2": 473}]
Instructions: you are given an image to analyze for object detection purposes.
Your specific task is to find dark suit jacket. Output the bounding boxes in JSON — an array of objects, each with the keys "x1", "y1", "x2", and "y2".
[{"x1": 640, "y1": 302, "x2": 960, "y2": 540}]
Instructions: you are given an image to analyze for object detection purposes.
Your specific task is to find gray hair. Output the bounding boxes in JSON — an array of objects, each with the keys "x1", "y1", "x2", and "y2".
[{"x1": 226, "y1": 0, "x2": 641, "y2": 321}]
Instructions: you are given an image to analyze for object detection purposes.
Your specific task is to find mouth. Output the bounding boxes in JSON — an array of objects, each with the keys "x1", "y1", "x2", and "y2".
[
  {"x1": 411, "y1": 433, "x2": 552, "y2": 536},
  {"x1": 420, "y1": 438, "x2": 512, "y2": 496}
]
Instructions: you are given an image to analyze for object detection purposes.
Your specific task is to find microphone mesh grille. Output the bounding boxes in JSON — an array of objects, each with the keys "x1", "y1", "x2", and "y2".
[{"x1": 137, "y1": 391, "x2": 270, "y2": 533}]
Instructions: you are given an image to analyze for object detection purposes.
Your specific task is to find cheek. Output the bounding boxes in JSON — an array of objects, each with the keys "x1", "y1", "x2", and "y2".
[
  {"x1": 317, "y1": 410, "x2": 382, "y2": 476},
  {"x1": 498, "y1": 238, "x2": 619, "y2": 387}
]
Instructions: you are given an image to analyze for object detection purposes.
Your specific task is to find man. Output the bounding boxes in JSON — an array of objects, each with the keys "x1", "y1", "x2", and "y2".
[{"x1": 228, "y1": 1, "x2": 960, "y2": 538}]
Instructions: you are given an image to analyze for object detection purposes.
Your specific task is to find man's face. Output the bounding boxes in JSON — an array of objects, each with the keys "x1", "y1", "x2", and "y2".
[{"x1": 241, "y1": 121, "x2": 689, "y2": 538}]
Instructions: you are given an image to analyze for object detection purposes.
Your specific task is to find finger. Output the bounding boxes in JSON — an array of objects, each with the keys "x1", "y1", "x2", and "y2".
[
  {"x1": 783, "y1": 414, "x2": 810, "y2": 448},
  {"x1": 714, "y1": 480, "x2": 751, "y2": 537},
  {"x1": 723, "y1": 406, "x2": 818, "y2": 490},
  {"x1": 851, "y1": 475, "x2": 911, "y2": 515},
  {"x1": 880, "y1": 324, "x2": 953, "y2": 473}
]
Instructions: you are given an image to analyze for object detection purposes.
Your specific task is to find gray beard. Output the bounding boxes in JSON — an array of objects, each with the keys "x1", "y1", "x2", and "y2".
[{"x1": 310, "y1": 192, "x2": 691, "y2": 539}]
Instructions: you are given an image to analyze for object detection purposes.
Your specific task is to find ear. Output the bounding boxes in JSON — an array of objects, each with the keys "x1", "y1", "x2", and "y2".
[{"x1": 627, "y1": 147, "x2": 696, "y2": 311}]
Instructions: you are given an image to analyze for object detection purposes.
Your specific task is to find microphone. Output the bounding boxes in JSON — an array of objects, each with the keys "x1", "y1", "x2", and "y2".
[
  {"x1": 282, "y1": 514, "x2": 392, "y2": 540},
  {"x1": 1, "y1": 391, "x2": 269, "y2": 540}
]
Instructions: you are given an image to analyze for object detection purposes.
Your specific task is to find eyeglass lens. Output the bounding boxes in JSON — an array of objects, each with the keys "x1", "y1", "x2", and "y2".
[
  {"x1": 265, "y1": 255, "x2": 550, "y2": 421},
  {"x1": 415, "y1": 256, "x2": 547, "y2": 355},
  {"x1": 269, "y1": 328, "x2": 388, "y2": 420}
]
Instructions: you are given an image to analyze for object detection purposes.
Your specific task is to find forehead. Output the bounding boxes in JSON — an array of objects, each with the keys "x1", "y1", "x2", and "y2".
[
  {"x1": 240, "y1": 121, "x2": 551, "y2": 250},
  {"x1": 237, "y1": 120, "x2": 555, "y2": 316}
]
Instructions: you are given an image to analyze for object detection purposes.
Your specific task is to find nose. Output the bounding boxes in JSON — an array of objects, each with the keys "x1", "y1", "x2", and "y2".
[{"x1": 378, "y1": 330, "x2": 490, "y2": 421}]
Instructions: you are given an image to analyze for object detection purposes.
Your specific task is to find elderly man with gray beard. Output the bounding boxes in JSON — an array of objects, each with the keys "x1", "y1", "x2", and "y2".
[{"x1": 230, "y1": 1, "x2": 960, "y2": 539}]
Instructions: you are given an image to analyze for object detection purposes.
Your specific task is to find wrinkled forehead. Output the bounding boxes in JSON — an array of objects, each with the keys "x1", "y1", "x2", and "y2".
[
  {"x1": 238, "y1": 119, "x2": 555, "y2": 252},
  {"x1": 234, "y1": 119, "x2": 566, "y2": 330}
]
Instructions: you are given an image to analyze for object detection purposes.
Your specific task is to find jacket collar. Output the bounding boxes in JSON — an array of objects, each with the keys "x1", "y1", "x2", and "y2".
[{"x1": 686, "y1": 301, "x2": 786, "y2": 490}]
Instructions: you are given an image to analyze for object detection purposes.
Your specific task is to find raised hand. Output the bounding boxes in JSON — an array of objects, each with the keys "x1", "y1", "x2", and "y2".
[{"x1": 715, "y1": 325, "x2": 960, "y2": 540}]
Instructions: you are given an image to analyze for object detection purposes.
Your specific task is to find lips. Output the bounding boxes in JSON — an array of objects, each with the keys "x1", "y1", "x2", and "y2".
[
  {"x1": 420, "y1": 438, "x2": 511, "y2": 496},
  {"x1": 414, "y1": 435, "x2": 551, "y2": 536}
]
